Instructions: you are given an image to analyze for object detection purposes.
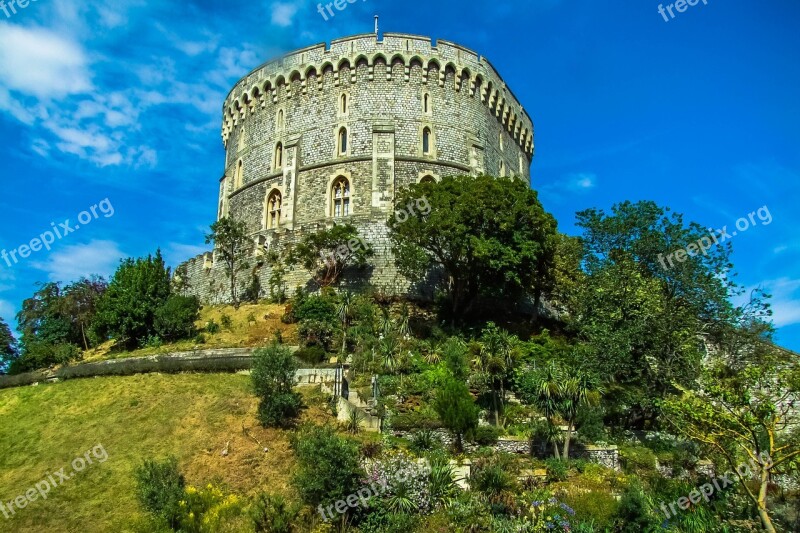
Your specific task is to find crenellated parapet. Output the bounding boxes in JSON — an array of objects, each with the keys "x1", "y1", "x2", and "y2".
[{"x1": 221, "y1": 33, "x2": 534, "y2": 157}]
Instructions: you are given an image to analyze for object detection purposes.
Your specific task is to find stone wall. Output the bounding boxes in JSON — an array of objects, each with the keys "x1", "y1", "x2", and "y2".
[
  {"x1": 391, "y1": 429, "x2": 621, "y2": 471},
  {"x1": 179, "y1": 32, "x2": 535, "y2": 304}
]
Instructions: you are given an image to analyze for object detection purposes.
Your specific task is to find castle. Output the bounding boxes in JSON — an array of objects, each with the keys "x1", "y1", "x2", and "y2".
[{"x1": 179, "y1": 32, "x2": 535, "y2": 302}]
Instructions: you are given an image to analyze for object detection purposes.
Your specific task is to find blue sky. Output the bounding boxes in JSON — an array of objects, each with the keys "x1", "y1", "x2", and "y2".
[{"x1": 0, "y1": 0, "x2": 798, "y2": 349}]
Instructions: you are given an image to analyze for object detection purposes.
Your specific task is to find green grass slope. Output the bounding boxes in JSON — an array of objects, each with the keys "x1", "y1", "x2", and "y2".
[{"x1": 0, "y1": 373, "x2": 310, "y2": 532}]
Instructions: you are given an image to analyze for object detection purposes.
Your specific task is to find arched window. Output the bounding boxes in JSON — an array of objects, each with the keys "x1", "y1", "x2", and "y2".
[
  {"x1": 238, "y1": 126, "x2": 246, "y2": 152},
  {"x1": 266, "y1": 189, "x2": 282, "y2": 229},
  {"x1": 277, "y1": 109, "x2": 284, "y2": 131},
  {"x1": 423, "y1": 93, "x2": 430, "y2": 113},
  {"x1": 331, "y1": 176, "x2": 350, "y2": 217},
  {"x1": 422, "y1": 127, "x2": 431, "y2": 155},
  {"x1": 338, "y1": 127, "x2": 348, "y2": 156},
  {"x1": 234, "y1": 160, "x2": 243, "y2": 188},
  {"x1": 420, "y1": 175, "x2": 436, "y2": 184},
  {"x1": 340, "y1": 94, "x2": 347, "y2": 114},
  {"x1": 274, "y1": 143, "x2": 283, "y2": 168},
  {"x1": 499, "y1": 161, "x2": 506, "y2": 177}
]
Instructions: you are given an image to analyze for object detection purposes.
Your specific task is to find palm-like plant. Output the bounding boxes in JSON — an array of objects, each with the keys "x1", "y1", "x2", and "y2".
[
  {"x1": 345, "y1": 408, "x2": 363, "y2": 434},
  {"x1": 516, "y1": 361, "x2": 565, "y2": 459},
  {"x1": 337, "y1": 291, "x2": 354, "y2": 355},
  {"x1": 477, "y1": 323, "x2": 518, "y2": 427},
  {"x1": 423, "y1": 340, "x2": 442, "y2": 365},
  {"x1": 384, "y1": 481, "x2": 417, "y2": 514},
  {"x1": 380, "y1": 335, "x2": 401, "y2": 372},
  {"x1": 428, "y1": 458, "x2": 460, "y2": 508}
]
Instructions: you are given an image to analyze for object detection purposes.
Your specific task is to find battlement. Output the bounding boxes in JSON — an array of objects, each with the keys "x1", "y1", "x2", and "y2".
[{"x1": 222, "y1": 33, "x2": 534, "y2": 156}]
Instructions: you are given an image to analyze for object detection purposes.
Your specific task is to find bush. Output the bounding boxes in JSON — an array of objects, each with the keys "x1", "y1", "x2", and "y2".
[
  {"x1": 250, "y1": 492, "x2": 299, "y2": 533},
  {"x1": 134, "y1": 457, "x2": 186, "y2": 529},
  {"x1": 620, "y1": 445, "x2": 657, "y2": 475},
  {"x1": 220, "y1": 314, "x2": 233, "y2": 330},
  {"x1": 290, "y1": 424, "x2": 364, "y2": 508},
  {"x1": 409, "y1": 429, "x2": 440, "y2": 453},
  {"x1": 545, "y1": 458, "x2": 569, "y2": 482},
  {"x1": 205, "y1": 319, "x2": 220, "y2": 334},
  {"x1": 358, "y1": 508, "x2": 418, "y2": 533},
  {"x1": 252, "y1": 344, "x2": 301, "y2": 428},
  {"x1": 295, "y1": 345, "x2": 327, "y2": 365},
  {"x1": 154, "y1": 295, "x2": 200, "y2": 342},
  {"x1": 176, "y1": 483, "x2": 241, "y2": 533},
  {"x1": 468, "y1": 425, "x2": 503, "y2": 445},
  {"x1": 470, "y1": 455, "x2": 518, "y2": 499}
]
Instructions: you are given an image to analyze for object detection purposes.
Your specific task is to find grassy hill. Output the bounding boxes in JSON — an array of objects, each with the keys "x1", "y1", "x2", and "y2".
[{"x1": 0, "y1": 372, "x2": 329, "y2": 532}]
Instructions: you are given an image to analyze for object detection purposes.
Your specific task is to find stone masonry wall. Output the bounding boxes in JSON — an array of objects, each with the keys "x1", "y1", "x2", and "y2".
[{"x1": 180, "y1": 33, "x2": 535, "y2": 303}]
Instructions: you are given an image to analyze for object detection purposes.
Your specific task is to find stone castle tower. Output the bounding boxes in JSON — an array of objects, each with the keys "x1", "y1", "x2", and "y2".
[{"x1": 180, "y1": 32, "x2": 534, "y2": 302}]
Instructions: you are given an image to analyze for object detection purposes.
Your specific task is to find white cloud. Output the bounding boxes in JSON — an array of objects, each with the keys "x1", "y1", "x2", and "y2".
[
  {"x1": 748, "y1": 278, "x2": 800, "y2": 328},
  {"x1": 271, "y1": 2, "x2": 300, "y2": 27},
  {"x1": 0, "y1": 23, "x2": 93, "y2": 99},
  {"x1": 30, "y1": 240, "x2": 125, "y2": 282}
]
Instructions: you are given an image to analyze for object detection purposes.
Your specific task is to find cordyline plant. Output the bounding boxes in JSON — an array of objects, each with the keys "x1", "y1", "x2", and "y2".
[{"x1": 662, "y1": 348, "x2": 800, "y2": 533}]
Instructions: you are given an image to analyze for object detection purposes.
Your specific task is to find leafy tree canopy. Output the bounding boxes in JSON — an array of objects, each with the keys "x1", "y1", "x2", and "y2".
[{"x1": 387, "y1": 174, "x2": 558, "y2": 318}]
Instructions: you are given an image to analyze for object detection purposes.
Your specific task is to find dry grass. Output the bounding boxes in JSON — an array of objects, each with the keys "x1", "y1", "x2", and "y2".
[{"x1": 81, "y1": 302, "x2": 298, "y2": 362}]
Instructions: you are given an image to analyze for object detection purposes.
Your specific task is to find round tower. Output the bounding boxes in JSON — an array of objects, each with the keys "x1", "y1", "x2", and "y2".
[{"x1": 187, "y1": 33, "x2": 535, "y2": 300}]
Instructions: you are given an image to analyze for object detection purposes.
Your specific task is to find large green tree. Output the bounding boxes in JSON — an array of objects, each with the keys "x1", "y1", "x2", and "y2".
[
  {"x1": 0, "y1": 317, "x2": 17, "y2": 374},
  {"x1": 571, "y1": 201, "x2": 771, "y2": 425},
  {"x1": 387, "y1": 174, "x2": 557, "y2": 318},
  {"x1": 13, "y1": 277, "x2": 106, "y2": 372},
  {"x1": 206, "y1": 217, "x2": 252, "y2": 307},
  {"x1": 92, "y1": 250, "x2": 171, "y2": 349}
]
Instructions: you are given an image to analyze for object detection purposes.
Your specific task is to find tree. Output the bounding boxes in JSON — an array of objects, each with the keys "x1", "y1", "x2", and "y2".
[
  {"x1": 0, "y1": 317, "x2": 18, "y2": 374},
  {"x1": 474, "y1": 322, "x2": 518, "y2": 427},
  {"x1": 287, "y1": 223, "x2": 372, "y2": 288},
  {"x1": 662, "y1": 347, "x2": 800, "y2": 533},
  {"x1": 516, "y1": 361, "x2": 565, "y2": 459},
  {"x1": 63, "y1": 276, "x2": 107, "y2": 350},
  {"x1": 337, "y1": 291, "x2": 354, "y2": 355},
  {"x1": 14, "y1": 281, "x2": 87, "y2": 372},
  {"x1": 206, "y1": 217, "x2": 252, "y2": 308},
  {"x1": 91, "y1": 250, "x2": 171, "y2": 350},
  {"x1": 433, "y1": 376, "x2": 479, "y2": 452},
  {"x1": 387, "y1": 174, "x2": 557, "y2": 318},
  {"x1": 251, "y1": 343, "x2": 301, "y2": 427},
  {"x1": 571, "y1": 201, "x2": 772, "y2": 426}
]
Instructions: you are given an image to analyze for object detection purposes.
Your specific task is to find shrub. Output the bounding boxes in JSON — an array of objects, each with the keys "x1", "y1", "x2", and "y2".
[
  {"x1": 563, "y1": 488, "x2": 618, "y2": 529},
  {"x1": 134, "y1": 457, "x2": 186, "y2": 529},
  {"x1": 250, "y1": 492, "x2": 299, "y2": 533},
  {"x1": 470, "y1": 455, "x2": 518, "y2": 499},
  {"x1": 357, "y1": 508, "x2": 418, "y2": 533},
  {"x1": 295, "y1": 345, "x2": 327, "y2": 365},
  {"x1": 290, "y1": 425, "x2": 364, "y2": 508},
  {"x1": 252, "y1": 344, "x2": 301, "y2": 428},
  {"x1": 409, "y1": 429, "x2": 440, "y2": 453},
  {"x1": 177, "y1": 483, "x2": 241, "y2": 533},
  {"x1": 620, "y1": 445, "x2": 657, "y2": 475},
  {"x1": 545, "y1": 458, "x2": 569, "y2": 482},
  {"x1": 468, "y1": 425, "x2": 503, "y2": 446},
  {"x1": 220, "y1": 314, "x2": 233, "y2": 330},
  {"x1": 205, "y1": 319, "x2": 220, "y2": 334},
  {"x1": 154, "y1": 295, "x2": 200, "y2": 342}
]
